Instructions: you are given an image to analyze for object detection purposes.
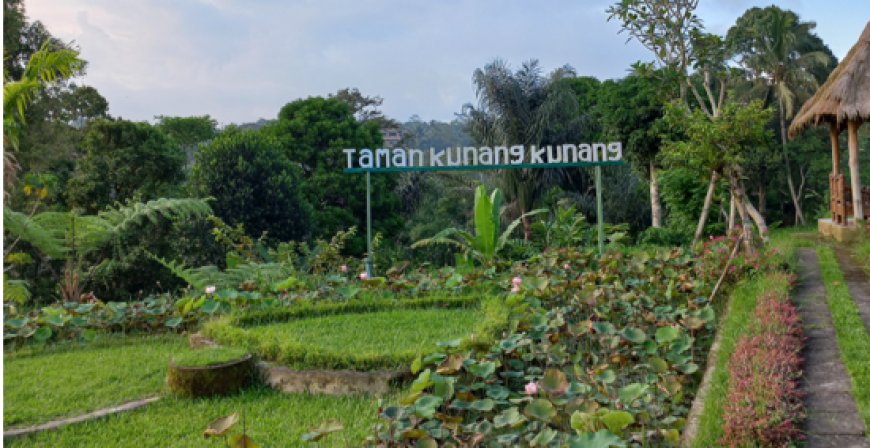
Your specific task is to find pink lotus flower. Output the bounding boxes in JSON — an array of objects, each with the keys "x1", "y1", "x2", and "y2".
[
  {"x1": 340, "y1": 265, "x2": 348, "y2": 273},
  {"x1": 525, "y1": 382, "x2": 538, "y2": 395},
  {"x1": 359, "y1": 272, "x2": 368, "y2": 281},
  {"x1": 563, "y1": 263, "x2": 570, "y2": 270},
  {"x1": 205, "y1": 285, "x2": 216, "y2": 295},
  {"x1": 512, "y1": 277, "x2": 522, "y2": 286}
]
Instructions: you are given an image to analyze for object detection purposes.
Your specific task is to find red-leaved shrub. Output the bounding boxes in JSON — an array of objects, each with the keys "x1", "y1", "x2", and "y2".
[{"x1": 720, "y1": 292, "x2": 804, "y2": 447}]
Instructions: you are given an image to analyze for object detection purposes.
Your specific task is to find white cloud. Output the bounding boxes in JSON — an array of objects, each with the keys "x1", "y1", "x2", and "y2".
[{"x1": 23, "y1": 0, "x2": 866, "y2": 125}]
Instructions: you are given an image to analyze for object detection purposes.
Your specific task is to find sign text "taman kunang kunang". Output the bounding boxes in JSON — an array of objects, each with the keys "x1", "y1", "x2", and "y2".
[{"x1": 343, "y1": 142, "x2": 623, "y2": 173}]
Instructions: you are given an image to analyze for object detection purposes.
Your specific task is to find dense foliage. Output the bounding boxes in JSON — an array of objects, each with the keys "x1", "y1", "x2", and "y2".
[
  {"x1": 264, "y1": 97, "x2": 402, "y2": 254},
  {"x1": 66, "y1": 120, "x2": 185, "y2": 212},
  {"x1": 191, "y1": 128, "x2": 312, "y2": 242},
  {"x1": 371, "y1": 239, "x2": 770, "y2": 446}
]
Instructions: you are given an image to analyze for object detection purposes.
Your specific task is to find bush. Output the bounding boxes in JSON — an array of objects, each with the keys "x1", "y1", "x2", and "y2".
[
  {"x1": 720, "y1": 292, "x2": 803, "y2": 447},
  {"x1": 637, "y1": 226, "x2": 689, "y2": 246},
  {"x1": 191, "y1": 128, "x2": 312, "y2": 242}
]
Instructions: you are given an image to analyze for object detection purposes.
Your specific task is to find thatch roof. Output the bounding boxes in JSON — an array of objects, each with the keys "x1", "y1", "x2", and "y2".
[{"x1": 789, "y1": 21, "x2": 870, "y2": 138}]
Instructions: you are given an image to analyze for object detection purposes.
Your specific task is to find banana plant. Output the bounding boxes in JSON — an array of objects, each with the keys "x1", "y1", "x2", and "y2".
[{"x1": 412, "y1": 185, "x2": 545, "y2": 265}]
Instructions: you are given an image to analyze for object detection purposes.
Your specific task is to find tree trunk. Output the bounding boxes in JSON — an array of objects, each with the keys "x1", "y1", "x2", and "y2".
[
  {"x1": 522, "y1": 215, "x2": 531, "y2": 241},
  {"x1": 743, "y1": 192, "x2": 769, "y2": 243},
  {"x1": 729, "y1": 173, "x2": 755, "y2": 254},
  {"x1": 756, "y1": 185, "x2": 766, "y2": 215},
  {"x1": 692, "y1": 170, "x2": 719, "y2": 246},
  {"x1": 649, "y1": 162, "x2": 662, "y2": 228},
  {"x1": 728, "y1": 191, "x2": 736, "y2": 231},
  {"x1": 779, "y1": 99, "x2": 805, "y2": 225}
]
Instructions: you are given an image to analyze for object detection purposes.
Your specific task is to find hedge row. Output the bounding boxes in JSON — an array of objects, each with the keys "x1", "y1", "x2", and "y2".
[{"x1": 720, "y1": 291, "x2": 804, "y2": 447}]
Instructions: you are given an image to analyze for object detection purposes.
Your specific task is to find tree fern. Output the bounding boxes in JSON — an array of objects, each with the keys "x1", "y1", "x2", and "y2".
[
  {"x1": 5, "y1": 198, "x2": 212, "y2": 261},
  {"x1": 3, "y1": 208, "x2": 66, "y2": 259},
  {"x1": 3, "y1": 277, "x2": 31, "y2": 304}
]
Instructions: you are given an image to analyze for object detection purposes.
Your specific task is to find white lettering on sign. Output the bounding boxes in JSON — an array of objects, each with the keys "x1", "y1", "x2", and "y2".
[{"x1": 343, "y1": 142, "x2": 623, "y2": 170}]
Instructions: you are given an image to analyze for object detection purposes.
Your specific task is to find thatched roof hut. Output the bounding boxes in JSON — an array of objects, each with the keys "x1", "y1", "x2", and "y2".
[
  {"x1": 789, "y1": 21, "x2": 870, "y2": 137},
  {"x1": 789, "y1": 21, "x2": 869, "y2": 227}
]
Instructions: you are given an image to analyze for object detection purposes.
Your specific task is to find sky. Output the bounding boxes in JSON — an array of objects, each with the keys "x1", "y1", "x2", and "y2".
[{"x1": 23, "y1": 0, "x2": 870, "y2": 126}]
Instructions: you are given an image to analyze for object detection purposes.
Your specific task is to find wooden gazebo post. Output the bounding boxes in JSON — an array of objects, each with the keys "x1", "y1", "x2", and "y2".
[
  {"x1": 829, "y1": 124, "x2": 843, "y2": 224},
  {"x1": 847, "y1": 120, "x2": 864, "y2": 220}
]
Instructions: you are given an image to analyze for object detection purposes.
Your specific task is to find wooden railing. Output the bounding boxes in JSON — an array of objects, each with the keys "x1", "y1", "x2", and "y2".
[{"x1": 831, "y1": 173, "x2": 870, "y2": 223}]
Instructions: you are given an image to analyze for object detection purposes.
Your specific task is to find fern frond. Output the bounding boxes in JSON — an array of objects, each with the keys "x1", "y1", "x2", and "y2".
[
  {"x1": 3, "y1": 208, "x2": 67, "y2": 258},
  {"x1": 30, "y1": 212, "x2": 113, "y2": 258},
  {"x1": 3, "y1": 277, "x2": 31, "y2": 305},
  {"x1": 148, "y1": 252, "x2": 220, "y2": 291},
  {"x1": 99, "y1": 198, "x2": 212, "y2": 235},
  {"x1": 223, "y1": 262, "x2": 292, "y2": 288}
]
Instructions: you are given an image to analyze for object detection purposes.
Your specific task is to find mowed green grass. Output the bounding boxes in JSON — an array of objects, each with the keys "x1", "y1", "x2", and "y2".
[
  {"x1": 248, "y1": 307, "x2": 484, "y2": 357},
  {"x1": 6, "y1": 387, "x2": 388, "y2": 447},
  {"x1": 4, "y1": 335, "x2": 188, "y2": 427}
]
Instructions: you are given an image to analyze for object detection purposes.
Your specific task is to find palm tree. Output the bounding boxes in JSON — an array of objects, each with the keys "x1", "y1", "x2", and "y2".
[
  {"x1": 463, "y1": 59, "x2": 582, "y2": 239},
  {"x1": 3, "y1": 41, "x2": 84, "y2": 197},
  {"x1": 727, "y1": 6, "x2": 832, "y2": 224}
]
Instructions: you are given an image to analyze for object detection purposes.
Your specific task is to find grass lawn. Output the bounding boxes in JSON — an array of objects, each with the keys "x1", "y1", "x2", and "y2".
[
  {"x1": 231, "y1": 307, "x2": 486, "y2": 371},
  {"x1": 6, "y1": 387, "x2": 388, "y2": 447},
  {"x1": 4, "y1": 334, "x2": 189, "y2": 427},
  {"x1": 691, "y1": 271, "x2": 792, "y2": 447},
  {"x1": 817, "y1": 246, "x2": 870, "y2": 434}
]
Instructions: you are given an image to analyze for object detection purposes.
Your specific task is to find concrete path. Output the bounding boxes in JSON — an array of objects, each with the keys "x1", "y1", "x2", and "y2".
[{"x1": 794, "y1": 248, "x2": 868, "y2": 447}]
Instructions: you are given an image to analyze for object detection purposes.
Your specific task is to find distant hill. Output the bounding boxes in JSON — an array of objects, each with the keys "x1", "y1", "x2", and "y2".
[
  {"x1": 400, "y1": 117, "x2": 473, "y2": 149},
  {"x1": 236, "y1": 118, "x2": 275, "y2": 130}
]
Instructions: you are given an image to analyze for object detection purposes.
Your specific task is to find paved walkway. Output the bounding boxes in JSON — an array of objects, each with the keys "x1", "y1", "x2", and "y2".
[{"x1": 794, "y1": 248, "x2": 868, "y2": 447}]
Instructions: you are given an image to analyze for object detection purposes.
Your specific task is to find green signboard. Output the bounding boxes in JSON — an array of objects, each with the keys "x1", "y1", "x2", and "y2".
[{"x1": 345, "y1": 143, "x2": 625, "y2": 276}]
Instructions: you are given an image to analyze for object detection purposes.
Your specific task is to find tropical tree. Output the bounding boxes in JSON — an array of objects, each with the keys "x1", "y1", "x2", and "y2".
[
  {"x1": 464, "y1": 59, "x2": 583, "y2": 240},
  {"x1": 661, "y1": 100, "x2": 774, "y2": 249},
  {"x1": 727, "y1": 6, "x2": 833, "y2": 224},
  {"x1": 412, "y1": 185, "x2": 545, "y2": 265},
  {"x1": 609, "y1": 0, "x2": 772, "y2": 244},
  {"x1": 155, "y1": 115, "x2": 219, "y2": 168},
  {"x1": 191, "y1": 128, "x2": 312, "y2": 243},
  {"x1": 65, "y1": 119, "x2": 186, "y2": 212},
  {"x1": 597, "y1": 65, "x2": 672, "y2": 228},
  {"x1": 3, "y1": 41, "x2": 83, "y2": 195},
  {"x1": 264, "y1": 97, "x2": 401, "y2": 254}
]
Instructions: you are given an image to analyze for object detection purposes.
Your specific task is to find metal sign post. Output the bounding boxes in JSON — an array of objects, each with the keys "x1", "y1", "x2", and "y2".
[
  {"x1": 595, "y1": 165, "x2": 604, "y2": 255},
  {"x1": 365, "y1": 171, "x2": 373, "y2": 278}
]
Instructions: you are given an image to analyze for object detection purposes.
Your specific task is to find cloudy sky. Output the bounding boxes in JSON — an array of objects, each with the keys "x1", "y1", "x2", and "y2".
[{"x1": 24, "y1": 0, "x2": 870, "y2": 126}]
